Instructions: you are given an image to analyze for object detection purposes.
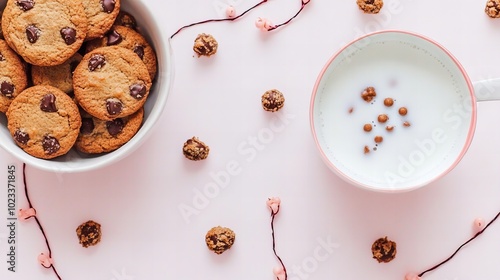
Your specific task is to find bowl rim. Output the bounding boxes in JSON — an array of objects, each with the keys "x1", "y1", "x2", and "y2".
[{"x1": 309, "y1": 29, "x2": 476, "y2": 192}]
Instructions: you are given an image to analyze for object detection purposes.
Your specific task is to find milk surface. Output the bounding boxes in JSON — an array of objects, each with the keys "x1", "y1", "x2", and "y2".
[{"x1": 314, "y1": 36, "x2": 474, "y2": 190}]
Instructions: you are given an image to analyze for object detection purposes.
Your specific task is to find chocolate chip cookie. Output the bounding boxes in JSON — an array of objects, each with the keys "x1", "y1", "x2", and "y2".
[
  {"x1": 6, "y1": 85, "x2": 81, "y2": 159},
  {"x1": 73, "y1": 46, "x2": 151, "y2": 120},
  {"x1": 205, "y1": 226, "x2": 236, "y2": 254},
  {"x1": 82, "y1": 0, "x2": 121, "y2": 40},
  {"x1": 371, "y1": 236, "x2": 397, "y2": 263},
  {"x1": 76, "y1": 220, "x2": 102, "y2": 248},
  {"x1": 31, "y1": 53, "x2": 83, "y2": 94},
  {"x1": 75, "y1": 107, "x2": 143, "y2": 153},
  {"x1": 1, "y1": 0, "x2": 88, "y2": 66},
  {"x1": 86, "y1": 25, "x2": 157, "y2": 80},
  {"x1": 0, "y1": 39, "x2": 28, "y2": 113}
]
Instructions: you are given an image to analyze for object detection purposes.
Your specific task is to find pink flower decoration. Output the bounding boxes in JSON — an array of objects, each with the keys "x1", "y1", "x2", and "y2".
[
  {"x1": 267, "y1": 197, "x2": 281, "y2": 214},
  {"x1": 404, "y1": 272, "x2": 421, "y2": 280},
  {"x1": 255, "y1": 17, "x2": 274, "y2": 31},
  {"x1": 263, "y1": 19, "x2": 274, "y2": 31},
  {"x1": 18, "y1": 208, "x2": 36, "y2": 221},
  {"x1": 474, "y1": 218, "x2": 485, "y2": 232},
  {"x1": 255, "y1": 17, "x2": 266, "y2": 29},
  {"x1": 273, "y1": 266, "x2": 286, "y2": 280},
  {"x1": 226, "y1": 6, "x2": 236, "y2": 18},
  {"x1": 38, "y1": 253, "x2": 53, "y2": 268}
]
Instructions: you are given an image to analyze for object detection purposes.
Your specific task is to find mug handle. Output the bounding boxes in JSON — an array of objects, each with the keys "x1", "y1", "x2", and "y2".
[{"x1": 473, "y1": 78, "x2": 500, "y2": 102}]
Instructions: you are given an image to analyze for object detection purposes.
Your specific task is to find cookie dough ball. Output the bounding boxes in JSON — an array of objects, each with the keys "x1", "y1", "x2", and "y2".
[
  {"x1": 76, "y1": 220, "x2": 102, "y2": 248},
  {"x1": 183, "y1": 137, "x2": 209, "y2": 161},
  {"x1": 261, "y1": 89, "x2": 285, "y2": 112},
  {"x1": 371, "y1": 236, "x2": 397, "y2": 263},
  {"x1": 205, "y1": 226, "x2": 235, "y2": 254},
  {"x1": 357, "y1": 0, "x2": 384, "y2": 14},
  {"x1": 193, "y1": 33, "x2": 218, "y2": 57},
  {"x1": 486, "y1": 0, "x2": 500, "y2": 18}
]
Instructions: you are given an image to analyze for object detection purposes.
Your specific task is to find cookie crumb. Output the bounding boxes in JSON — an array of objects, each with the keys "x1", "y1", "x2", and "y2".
[
  {"x1": 357, "y1": 0, "x2": 384, "y2": 14},
  {"x1": 193, "y1": 33, "x2": 218, "y2": 57},
  {"x1": 183, "y1": 137, "x2": 210, "y2": 161},
  {"x1": 261, "y1": 89, "x2": 285, "y2": 112},
  {"x1": 205, "y1": 226, "x2": 236, "y2": 254},
  {"x1": 76, "y1": 220, "x2": 102, "y2": 248},
  {"x1": 371, "y1": 236, "x2": 397, "y2": 263},
  {"x1": 485, "y1": 0, "x2": 500, "y2": 18}
]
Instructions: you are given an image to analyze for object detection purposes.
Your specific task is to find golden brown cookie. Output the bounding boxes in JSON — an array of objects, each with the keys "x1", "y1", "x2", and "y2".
[
  {"x1": 486, "y1": 0, "x2": 500, "y2": 17},
  {"x1": 0, "y1": 39, "x2": 28, "y2": 113},
  {"x1": 76, "y1": 220, "x2": 102, "y2": 248},
  {"x1": 205, "y1": 226, "x2": 235, "y2": 254},
  {"x1": 82, "y1": 0, "x2": 121, "y2": 40},
  {"x1": 357, "y1": 0, "x2": 384, "y2": 14},
  {"x1": 183, "y1": 137, "x2": 209, "y2": 161},
  {"x1": 73, "y1": 46, "x2": 151, "y2": 121},
  {"x1": 371, "y1": 236, "x2": 397, "y2": 263},
  {"x1": 113, "y1": 11, "x2": 138, "y2": 30},
  {"x1": 261, "y1": 89, "x2": 285, "y2": 112},
  {"x1": 1, "y1": 0, "x2": 88, "y2": 66},
  {"x1": 193, "y1": 33, "x2": 218, "y2": 57},
  {"x1": 75, "y1": 107, "x2": 143, "y2": 153},
  {"x1": 31, "y1": 53, "x2": 83, "y2": 94},
  {"x1": 85, "y1": 25, "x2": 157, "y2": 80},
  {"x1": 6, "y1": 85, "x2": 81, "y2": 159}
]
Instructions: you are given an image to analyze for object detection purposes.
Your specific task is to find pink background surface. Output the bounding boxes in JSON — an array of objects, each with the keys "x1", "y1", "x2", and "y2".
[{"x1": 2, "y1": 0, "x2": 500, "y2": 279}]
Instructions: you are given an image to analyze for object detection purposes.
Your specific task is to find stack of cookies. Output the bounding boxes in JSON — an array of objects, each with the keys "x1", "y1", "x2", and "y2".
[{"x1": 0, "y1": 0, "x2": 157, "y2": 159}]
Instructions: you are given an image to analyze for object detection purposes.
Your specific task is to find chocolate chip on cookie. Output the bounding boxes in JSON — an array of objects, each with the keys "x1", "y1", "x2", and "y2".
[{"x1": 0, "y1": 39, "x2": 27, "y2": 112}]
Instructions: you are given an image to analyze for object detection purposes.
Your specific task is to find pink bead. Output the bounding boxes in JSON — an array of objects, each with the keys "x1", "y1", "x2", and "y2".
[
  {"x1": 273, "y1": 266, "x2": 286, "y2": 280},
  {"x1": 404, "y1": 272, "x2": 421, "y2": 280},
  {"x1": 38, "y1": 253, "x2": 53, "y2": 268},
  {"x1": 226, "y1": 6, "x2": 236, "y2": 18},
  {"x1": 18, "y1": 208, "x2": 36, "y2": 221},
  {"x1": 474, "y1": 218, "x2": 485, "y2": 231},
  {"x1": 263, "y1": 19, "x2": 274, "y2": 31},
  {"x1": 255, "y1": 17, "x2": 265, "y2": 29},
  {"x1": 267, "y1": 197, "x2": 281, "y2": 214}
]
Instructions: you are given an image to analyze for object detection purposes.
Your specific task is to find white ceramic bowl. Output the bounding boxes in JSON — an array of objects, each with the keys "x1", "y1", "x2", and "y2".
[
  {"x1": 310, "y1": 30, "x2": 476, "y2": 192},
  {"x1": 0, "y1": 0, "x2": 173, "y2": 172}
]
